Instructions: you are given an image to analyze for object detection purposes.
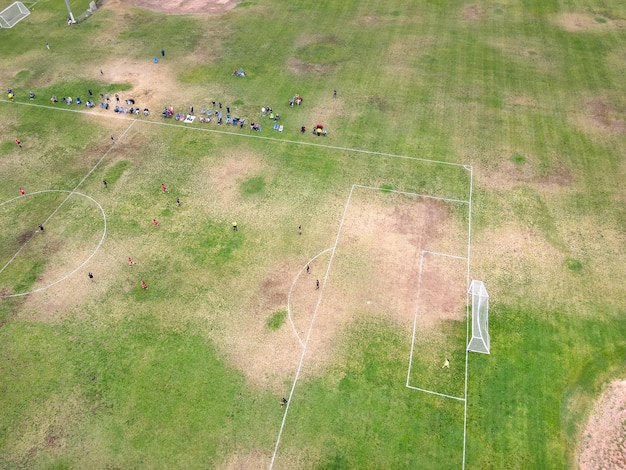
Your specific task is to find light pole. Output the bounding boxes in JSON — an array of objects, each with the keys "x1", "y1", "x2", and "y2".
[{"x1": 64, "y1": 0, "x2": 76, "y2": 23}]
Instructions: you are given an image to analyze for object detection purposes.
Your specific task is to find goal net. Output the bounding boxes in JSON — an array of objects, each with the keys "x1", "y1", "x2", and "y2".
[
  {"x1": 0, "y1": 2, "x2": 30, "y2": 28},
  {"x1": 467, "y1": 280, "x2": 490, "y2": 354}
]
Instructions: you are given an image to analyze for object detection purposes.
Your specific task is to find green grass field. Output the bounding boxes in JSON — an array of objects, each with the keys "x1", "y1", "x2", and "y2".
[{"x1": 1, "y1": 0, "x2": 625, "y2": 468}]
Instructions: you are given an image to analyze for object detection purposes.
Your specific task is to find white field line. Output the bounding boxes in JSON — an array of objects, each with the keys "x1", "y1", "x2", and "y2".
[
  {"x1": 352, "y1": 184, "x2": 470, "y2": 204},
  {"x1": 461, "y1": 165, "x2": 475, "y2": 470},
  {"x1": 1, "y1": 99, "x2": 469, "y2": 169},
  {"x1": 421, "y1": 250, "x2": 467, "y2": 261},
  {"x1": 269, "y1": 185, "x2": 356, "y2": 470},
  {"x1": 407, "y1": 250, "x2": 426, "y2": 388},
  {"x1": 287, "y1": 248, "x2": 335, "y2": 348},
  {"x1": 0, "y1": 120, "x2": 135, "y2": 296},
  {"x1": 405, "y1": 385, "x2": 465, "y2": 402}
]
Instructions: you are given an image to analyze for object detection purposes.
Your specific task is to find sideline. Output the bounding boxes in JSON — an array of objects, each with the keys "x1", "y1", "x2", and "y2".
[{"x1": 1, "y1": 99, "x2": 469, "y2": 168}]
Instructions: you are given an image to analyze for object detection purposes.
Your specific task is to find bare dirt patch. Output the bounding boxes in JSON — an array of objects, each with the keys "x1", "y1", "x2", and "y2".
[
  {"x1": 286, "y1": 57, "x2": 331, "y2": 75},
  {"x1": 475, "y1": 153, "x2": 576, "y2": 194},
  {"x1": 461, "y1": 5, "x2": 483, "y2": 21},
  {"x1": 120, "y1": 0, "x2": 239, "y2": 15},
  {"x1": 95, "y1": 58, "x2": 180, "y2": 115},
  {"x1": 218, "y1": 450, "x2": 270, "y2": 470},
  {"x1": 196, "y1": 151, "x2": 267, "y2": 214},
  {"x1": 554, "y1": 13, "x2": 625, "y2": 32},
  {"x1": 471, "y1": 224, "x2": 568, "y2": 307},
  {"x1": 578, "y1": 380, "x2": 626, "y2": 470},
  {"x1": 573, "y1": 98, "x2": 626, "y2": 136},
  {"x1": 213, "y1": 261, "x2": 305, "y2": 391},
  {"x1": 289, "y1": 190, "x2": 466, "y2": 377},
  {"x1": 504, "y1": 94, "x2": 540, "y2": 108}
]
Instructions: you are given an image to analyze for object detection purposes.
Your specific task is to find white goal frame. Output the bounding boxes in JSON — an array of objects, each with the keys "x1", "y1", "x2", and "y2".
[
  {"x1": 0, "y1": 2, "x2": 30, "y2": 28},
  {"x1": 467, "y1": 280, "x2": 490, "y2": 354}
]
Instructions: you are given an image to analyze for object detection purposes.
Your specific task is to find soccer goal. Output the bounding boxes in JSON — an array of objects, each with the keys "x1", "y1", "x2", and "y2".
[
  {"x1": 467, "y1": 280, "x2": 490, "y2": 354},
  {"x1": 0, "y1": 2, "x2": 30, "y2": 28}
]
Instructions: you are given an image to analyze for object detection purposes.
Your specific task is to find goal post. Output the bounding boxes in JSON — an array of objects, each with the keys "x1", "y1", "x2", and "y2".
[
  {"x1": 0, "y1": 2, "x2": 30, "y2": 28},
  {"x1": 467, "y1": 280, "x2": 490, "y2": 354}
]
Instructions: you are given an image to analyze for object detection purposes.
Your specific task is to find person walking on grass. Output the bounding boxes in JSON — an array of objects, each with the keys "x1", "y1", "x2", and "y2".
[
  {"x1": 141, "y1": 280, "x2": 148, "y2": 289},
  {"x1": 442, "y1": 358, "x2": 450, "y2": 369},
  {"x1": 153, "y1": 218, "x2": 159, "y2": 227},
  {"x1": 128, "y1": 257, "x2": 135, "y2": 267},
  {"x1": 298, "y1": 224, "x2": 302, "y2": 235},
  {"x1": 306, "y1": 265, "x2": 310, "y2": 274},
  {"x1": 15, "y1": 138, "x2": 21, "y2": 148},
  {"x1": 102, "y1": 179, "x2": 107, "y2": 188},
  {"x1": 281, "y1": 397, "x2": 288, "y2": 406},
  {"x1": 232, "y1": 221, "x2": 238, "y2": 231},
  {"x1": 176, "y1": 197, "x2": 181, "y2": 207},
  {"x1": 161, "y1": 183, "x2": 168, "y2": 193},
  {"x1": 88, "y1": 272, "x2": 94, "y2": 282},
  {"x1": 19, "y1": 188, "x2": 25, "y2": 197},
  {"x1": 46, "y1": 42, "x2": 50, "y2": 51},
  {"x1": 316, "y1": 279, "x2": 319, "y2": 290},
  {"x1": 38, "y1": 224, "x2": 45, "y2": 232}
]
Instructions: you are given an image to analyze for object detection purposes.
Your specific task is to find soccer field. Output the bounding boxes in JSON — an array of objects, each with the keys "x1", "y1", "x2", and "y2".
[{"x1": 1, "y1": 0, "x2": 626, "y2": 469}]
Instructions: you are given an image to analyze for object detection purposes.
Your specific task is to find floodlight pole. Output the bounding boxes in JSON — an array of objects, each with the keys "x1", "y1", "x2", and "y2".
[{"x1": 64, "y1": 0, "x2": 76, "y2": 23}]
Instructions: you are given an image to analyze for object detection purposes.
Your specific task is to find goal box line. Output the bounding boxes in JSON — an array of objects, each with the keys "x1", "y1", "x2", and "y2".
[{"x1": 406, "y1": 250, "x2": 470, "y2": 399}]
